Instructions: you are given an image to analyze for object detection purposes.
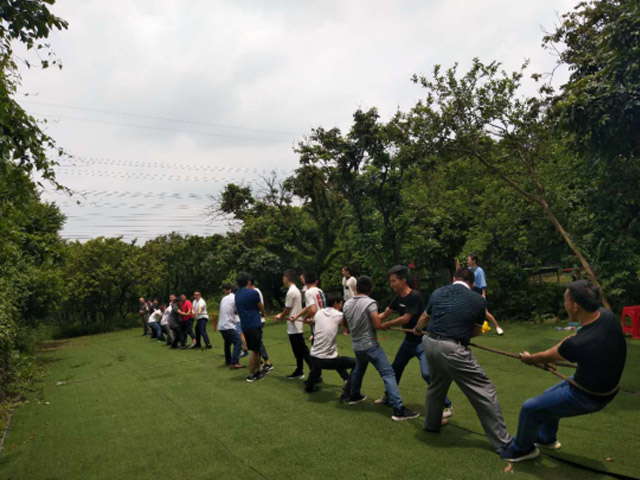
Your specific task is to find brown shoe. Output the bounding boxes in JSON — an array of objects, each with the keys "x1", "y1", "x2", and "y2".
[{"x1": 229, "y1": 364, "x2": 246, "y2": 370}]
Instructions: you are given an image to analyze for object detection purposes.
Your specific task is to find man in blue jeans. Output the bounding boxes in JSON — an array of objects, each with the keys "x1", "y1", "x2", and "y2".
[
  {"x1": 502, "y1": 280, "x2": 627, "y2": 462},
  {"x1": 375, "y1": 265, "x2": 453, "y2": 418},
  {"x1": 343, "y1": 275, "x2": 420, "y2": 422}
]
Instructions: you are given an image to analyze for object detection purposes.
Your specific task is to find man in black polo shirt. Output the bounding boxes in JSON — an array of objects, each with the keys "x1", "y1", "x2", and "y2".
[
  {"x1": 414, "y1": 267, "x2": 512, "y2": 454},
  {"x1": 501, "y1": 280, "x2": 627, "y2": 463},
  {"x1": 374, "y1": 266, "x2": 453, "y2": 418}
]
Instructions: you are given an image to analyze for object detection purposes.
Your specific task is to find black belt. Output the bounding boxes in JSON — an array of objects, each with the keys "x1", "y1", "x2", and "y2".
[{"x1": 426, "y1": 332, "x2": 467, "y2": 346}]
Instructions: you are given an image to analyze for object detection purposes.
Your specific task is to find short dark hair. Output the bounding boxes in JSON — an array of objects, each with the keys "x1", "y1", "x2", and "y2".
[
  {"x1": 342, "y1": 265, "x2": 351, "y2": 274},
  {"x1": 237, "y1": 272, "x2": 252, "y2": 287},
  {"x1": 283, "y1": 269, "x2": 297, "y2": 283},
  {"x1": 326, "y1": 292, "x2": 343, "y2": 307},
  {"x1": 469, "y1": 253, "x2": 478, "y2": 263},
  {"x1": 566, "y1": 280, "x2": 601, "y2": 312},
  {"x1": 453, "y1": 267, "x2": 475, "y2": 284},
  {"x1": 388, "y1": 265, "x2": 409, "y2": 282},
  {"x1": 222, "y1": 282, "x2": 233, "y2": 291},
  {"x1": 303, "y1": 270, "x2": 317, "y2": 285},
  {"x1": 356, "y1": 275, "x2": 373, "y2": 294}
]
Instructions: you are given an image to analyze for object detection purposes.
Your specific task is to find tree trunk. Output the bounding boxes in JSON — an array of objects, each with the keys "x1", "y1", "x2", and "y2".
[{"x1": 538, "y1": 198, "x2": 611, "y2": 309}]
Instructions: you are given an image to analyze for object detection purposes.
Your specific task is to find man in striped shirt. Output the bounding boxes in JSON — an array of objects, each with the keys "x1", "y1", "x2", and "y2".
[{"x1": 414, "y1": 267, "x2": 511, "y2": 454}]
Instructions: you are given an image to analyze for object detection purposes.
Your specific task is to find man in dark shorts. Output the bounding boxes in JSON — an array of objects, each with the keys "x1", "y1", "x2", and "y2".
[
  {"x1": 235, "y1": 272, "x2": 267, "y2": 382},
  {"x1": 415, "y1": 267, "x2": 512, "y2": 454},
  {"x1": 374, "y1": 266, "x2": 453, "y2": 418},
  {"x1": 501, "y1": 280, "x2": 627, "y2": 462}
]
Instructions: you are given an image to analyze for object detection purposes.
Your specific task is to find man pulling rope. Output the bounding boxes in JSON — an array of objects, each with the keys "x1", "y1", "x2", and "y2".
[{"x1": 500, "y1": 280, "x2": 627, "y2": 463}]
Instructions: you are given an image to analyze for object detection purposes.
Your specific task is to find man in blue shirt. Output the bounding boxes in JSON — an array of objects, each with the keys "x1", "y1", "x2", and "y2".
[
  {"x1": 459, "y1": 253, "x2": 504, "y2": 335},
  {"x1": 235, "y1": 272, "x2": 267, "y2": 383}
]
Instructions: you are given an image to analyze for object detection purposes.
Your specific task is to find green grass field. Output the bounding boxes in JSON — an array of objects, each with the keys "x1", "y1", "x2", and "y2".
[{"x1": 1, "y1": 322, "x2": 639, "y2": 480}]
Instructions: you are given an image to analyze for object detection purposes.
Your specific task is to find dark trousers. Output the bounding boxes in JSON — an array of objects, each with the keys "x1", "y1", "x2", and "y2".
[
  {"x1": 288, "y1": 333, "x2": 312, "y2": 374},
  {"x1": 171, "y1": 325, "x2": 185, "y2": 348},
  {"x1": 178, "y1": 321, "x2": 191, "y2": 346},
  {"x1": 185, "y1": 318, "x2": 195, "y2": 340},
  {"x1": 194, "y1": 318, "x2": 211, "y2": 347},
  {"x1": 141, "y1": 316, "x2": 149, "y2": 335},
  {"x1": 306, "y1": 355, "x2": 355, "y2": 393},
  {"x1": 220, "y1": 329, "x2": 243, "y2": 365},
  {"x1": 260, "y1": 341, "x2": 269, "y2": 361}
]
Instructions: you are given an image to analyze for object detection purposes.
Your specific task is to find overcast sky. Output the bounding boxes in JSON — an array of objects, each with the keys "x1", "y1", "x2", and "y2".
[{"x1": 20, "y1": 0, "x2": 578, "y2": 242}]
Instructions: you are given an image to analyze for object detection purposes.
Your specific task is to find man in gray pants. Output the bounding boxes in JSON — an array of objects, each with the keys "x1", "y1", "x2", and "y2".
[{"x1": 413, "y1": 267, "x2": 512, "y2": 454}]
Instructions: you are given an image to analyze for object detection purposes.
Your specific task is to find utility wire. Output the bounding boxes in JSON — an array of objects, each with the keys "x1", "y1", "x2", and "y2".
[
  {"x1": 23, "y1": 99, "x2": 299, "y2": 136},
  {"x1": 34, "y1": 114, "x2": 294, "y2": 144}
]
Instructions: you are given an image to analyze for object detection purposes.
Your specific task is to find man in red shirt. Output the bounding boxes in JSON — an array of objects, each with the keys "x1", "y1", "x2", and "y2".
[{"x1": 177, "y1": 294, "x2": 196, "y2": 349}]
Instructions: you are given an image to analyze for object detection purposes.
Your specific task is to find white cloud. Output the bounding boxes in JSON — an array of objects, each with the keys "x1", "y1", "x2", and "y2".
[{"x1": 20, "y1": 0, "x2": 578, "y2": 241}]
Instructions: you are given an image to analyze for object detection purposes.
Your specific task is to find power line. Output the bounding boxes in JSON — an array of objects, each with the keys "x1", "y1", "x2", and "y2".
[
  {"x1": 22, "y1": 99, "x2": 300, "y2": 136},
  {"x1": 56, "y1": 156, "x2": 294, "y2": 175},
  {"x1": 34, "y1": 113, "x2": 295, "y2": 144}
]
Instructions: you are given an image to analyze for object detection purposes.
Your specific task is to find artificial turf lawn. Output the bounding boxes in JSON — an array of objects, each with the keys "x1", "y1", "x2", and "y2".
[{"x1": 0, "y1": 321, "x2": 639, "y2": 480}]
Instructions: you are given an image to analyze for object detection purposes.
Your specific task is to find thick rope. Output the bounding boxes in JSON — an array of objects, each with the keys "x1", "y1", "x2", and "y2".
[{"x1": 388, "y1": 327, "x2": 619, "y2": 398}]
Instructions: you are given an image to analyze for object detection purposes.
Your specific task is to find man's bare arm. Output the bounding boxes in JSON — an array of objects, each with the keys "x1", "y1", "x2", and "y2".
[
  {"x1": 275, "y1": 306, "x2": 292, "y2": 321},
  {"x1": 369, "y1": 310, "x2": 382, "y2": 330},
  {"x1": 520, "y1": 340, "x2": 567, "y2": 365},
  {"x1": 413, "y1": 312, "x2": 430, "y2": 333},
  {"x1": 381, "y1": 313, "x2": 412, "y2": 330}
]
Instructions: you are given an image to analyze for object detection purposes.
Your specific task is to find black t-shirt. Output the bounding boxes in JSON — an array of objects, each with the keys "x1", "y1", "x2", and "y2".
[
  {"x1": 558, "y1": 308, "x2": 626, "y2": 401},
  {"x1": 389, "y1": 289, "x2": 425, "y2": 344}
]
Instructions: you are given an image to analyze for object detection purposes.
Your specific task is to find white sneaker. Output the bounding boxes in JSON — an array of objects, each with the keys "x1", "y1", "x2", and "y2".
[
  {"x1": 535, "y1": 440, "x2": 562, "y2": 450},
  {"x1": 373, "y1": 394, "x2": 389, "y2": 405},
  {"x1": 442, "y1": 406, "x2": 454, "y2": 419},
  {"x1": 496, "y1": 327, "x2": 504, "y2": 336}
]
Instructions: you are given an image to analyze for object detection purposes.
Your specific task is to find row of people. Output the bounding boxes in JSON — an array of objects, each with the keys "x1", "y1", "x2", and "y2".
[{"x1": 229, "y1": 266, "x2": 626, "y2": 464}]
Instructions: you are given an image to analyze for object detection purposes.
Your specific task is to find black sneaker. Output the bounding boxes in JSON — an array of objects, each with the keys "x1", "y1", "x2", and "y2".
[
  {"x1": 339, "y1": 392, "x2": 350, "y2": 403},
  {"x1": 205, "y1": 345, "x2": 212, "y2": 350},
  {"x1": 391, "y1": 407, "x2": 420, "y2": 421},
  {"x1": 246, "y1": 373, "x2": 265, "y2": 383},
  {"x1": 287, "y1": 372, "x2": 305, "y2": 380},
  {"x1": 348, "y1": 394, "x2": 367, "y2": 406},
  {"x1": 262, "y1": 364, "x2": 274, "y2": 374},
  {"x1": 313, "y1": 376, "x2": 323, "y2": 384},
  {"x1": 305, "y1": 386, "x2": 321, "y2": 393}
]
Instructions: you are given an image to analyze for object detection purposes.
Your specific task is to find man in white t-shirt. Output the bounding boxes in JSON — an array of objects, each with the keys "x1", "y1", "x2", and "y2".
[
  {"x1": 275, "y1": 270, "x2": 312, "y2": 380},
  {"x1": 304, "y1": 292, "x2": 355, "y2": 401},
  {"x1": 291, "y1": 271, "x2": 326, "y2": 344},
  {"x1": 148, "y1": 306, "x2": 164, "y2": 341},
  {"x1": 342, "y1": 266, "x2": 357, "y2": 302},
  {"x1": 217, "y1": 283, "x2": 246, "y2": 369},
  {"x1": 341, "y1": 266, "x2": 357, "y2": 334},
  {"x1": 160, "y1": 299, "x2": 175, "y2": 345},
  {"x1": 192, "y1": 291, "x2": 212, "y2": 349}
]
